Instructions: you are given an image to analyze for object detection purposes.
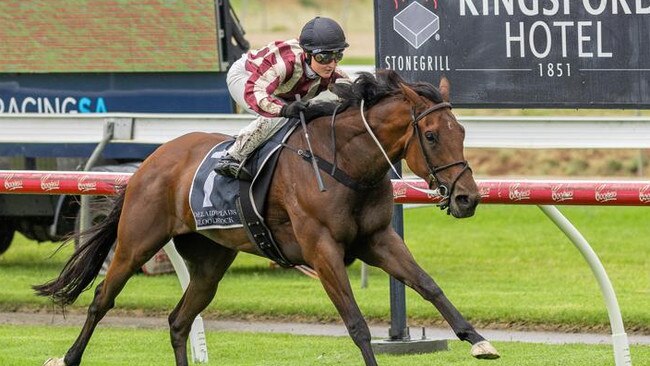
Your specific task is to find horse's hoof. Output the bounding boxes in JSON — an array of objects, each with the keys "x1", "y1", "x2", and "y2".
[
  {"x1": 471, "y1": 341, "x2": 500, "y2": 359},
  {"x1": 42, "y1": 357, "x2": 66, "y2": 366}
]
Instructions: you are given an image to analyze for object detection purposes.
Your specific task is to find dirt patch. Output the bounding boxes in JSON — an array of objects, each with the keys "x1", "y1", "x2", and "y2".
[{"x1": 4, "y1": 306, "x2": 649, "y2": 335}]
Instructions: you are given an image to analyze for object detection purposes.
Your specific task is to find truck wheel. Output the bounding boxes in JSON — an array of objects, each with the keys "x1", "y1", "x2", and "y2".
[{"x1": 0, "y1": 225, "x2": 15, "y2": 255}]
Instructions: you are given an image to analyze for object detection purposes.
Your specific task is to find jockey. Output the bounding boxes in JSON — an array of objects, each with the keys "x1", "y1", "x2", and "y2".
[{"x1": 214, "y1": 16, "x2": 350, "y2": 178}]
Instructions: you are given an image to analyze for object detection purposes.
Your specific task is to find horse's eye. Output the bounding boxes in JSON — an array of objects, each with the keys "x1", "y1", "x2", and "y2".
[{"x1": 425, "y1": 131, "x2": 438, "y2": 143}]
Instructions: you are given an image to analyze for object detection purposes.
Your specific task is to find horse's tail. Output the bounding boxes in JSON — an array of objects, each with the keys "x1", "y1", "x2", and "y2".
[{"x1": 33, "y1": 190, "x2": 126, "y2": 307}]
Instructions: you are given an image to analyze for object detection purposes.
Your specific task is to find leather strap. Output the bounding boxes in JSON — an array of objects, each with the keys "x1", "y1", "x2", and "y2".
[
  {"x1": 237, "y1": 167, "x2": 293, "y2": 268},
  {"x1": 297, "y1": 149, "x2": 375, "y2": 191}
]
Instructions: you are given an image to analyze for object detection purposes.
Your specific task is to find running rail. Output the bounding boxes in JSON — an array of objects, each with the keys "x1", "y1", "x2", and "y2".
[
  {"x1": 2, "y1": 170, "x2": 646, "y2": 366},
  {"x1": 2, "y1": 171, "x2": 649, "y2": 206}
]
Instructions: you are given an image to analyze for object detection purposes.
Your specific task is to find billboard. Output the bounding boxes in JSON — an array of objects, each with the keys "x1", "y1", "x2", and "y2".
[
  {"x1": 0, "y1": 73, "x2": 234, "y2": 114},
  {"x1": 374, "y1": 0, "x2": 650, "y2": 108}
]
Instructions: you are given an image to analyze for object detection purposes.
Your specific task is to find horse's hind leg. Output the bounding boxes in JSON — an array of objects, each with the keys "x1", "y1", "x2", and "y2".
[
  {"x1": 359, "y1": 229, "x2": 500, "y2": 360},
  {"x1": 61, "y1": 218, "x2": 172, "y2": 365},
  {"x1": 167, "y1": 233, "x2": 237, "y2": 366}
]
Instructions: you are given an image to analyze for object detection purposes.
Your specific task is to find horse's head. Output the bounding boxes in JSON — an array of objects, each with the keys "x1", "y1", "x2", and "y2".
[
  {"x1": 325, "y1": 70, "x2": 479, "y2": 217},
  {"x1": 397, "y1": 76, "x2": 480, "y2": 218}
]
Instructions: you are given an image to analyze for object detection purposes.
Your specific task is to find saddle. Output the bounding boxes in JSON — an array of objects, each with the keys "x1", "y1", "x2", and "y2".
[{"x1": 189, "y1": 120, "x2": 300, "y2": 267}]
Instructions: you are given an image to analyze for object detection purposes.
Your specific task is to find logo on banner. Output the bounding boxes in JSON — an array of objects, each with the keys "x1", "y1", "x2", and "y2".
[
  {"x1": 40, "y1": 174, "x2": 61, "y2": 192},
  {"x1": 551, "y1": 184, "x2": 574, "y2": 202},
  {"x1": 384, "y1": 1, "x2": 450, "y2": 72},
  {"x1": 595, "y1": 184, "x2": 617, "y2": 203},
  {"x1": 114, "y1": 175, "x2": 129, "y2": 187},
  {"x1": 393, "y1": 185, "x2": 407, "y2": 199},
  {"x1": 2, "y1": 173, "x2": 23, "y2": 191},
  {"x1": 77, "y1": 175, "x2": 97, "y2": 193},
  {"x1": 393, "y1": 1, "x2": 440, "y2": 49},
  {"x1": 508, "y1": 183, "x2": 530, "y2": 201},
  {"x1": 639, "y1": 185, "x2": 650, "y2": 203},
  {"x1": 479, "y1": 186, "x2": 491, "y2": 198}
]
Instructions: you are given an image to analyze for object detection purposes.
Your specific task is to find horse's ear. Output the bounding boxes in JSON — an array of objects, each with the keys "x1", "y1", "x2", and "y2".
[
  {"x1": 439, "y1": 76, "x2": 450, "y2": 102},
  {"x1": 399, "y1": 83, "x2": 424, "y2": 108}
]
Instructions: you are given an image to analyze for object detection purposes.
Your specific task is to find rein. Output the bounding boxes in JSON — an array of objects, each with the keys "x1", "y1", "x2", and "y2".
[{"x1": 359, "y1": 98, "x2": 470, "y2": 212}]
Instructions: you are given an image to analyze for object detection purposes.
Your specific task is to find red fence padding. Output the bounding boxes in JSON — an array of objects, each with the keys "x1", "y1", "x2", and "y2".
[
  {"x1": 0, "y1": 171, "x2": 130, "y2": 196},
  {"x1": 2, "y1": 171, "x2": 650, "y2": 206},
  {"x1": 393, "y1": 179, "x2": 650, "y2": 206}
]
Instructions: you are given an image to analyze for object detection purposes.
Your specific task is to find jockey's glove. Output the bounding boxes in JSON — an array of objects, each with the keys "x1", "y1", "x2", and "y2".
[{"x1": 280, "y1": 100, "x2": 308, "y2": 118}]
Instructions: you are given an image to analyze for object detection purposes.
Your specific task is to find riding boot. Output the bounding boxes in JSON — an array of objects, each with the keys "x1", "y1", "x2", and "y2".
[
  {"x1": 214, "y1": 153, "x2": 243, "y2": 178},
  {"x1": 215, "y1": 115, "x2": 288, "y2": 179}
]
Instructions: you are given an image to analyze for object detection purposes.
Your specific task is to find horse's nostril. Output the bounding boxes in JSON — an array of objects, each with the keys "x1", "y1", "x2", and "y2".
[{"x1": 455, "y1": 195, "x2": 470, "y2": 207}]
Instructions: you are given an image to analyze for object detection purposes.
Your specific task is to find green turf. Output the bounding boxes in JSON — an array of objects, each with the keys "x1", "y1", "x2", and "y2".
[
  {"x1": 1, "y1": 324, "x2": 648, "y2": 366},
  {"x1": 1, "y1": 205, "x2": 648, "y2": 332}
]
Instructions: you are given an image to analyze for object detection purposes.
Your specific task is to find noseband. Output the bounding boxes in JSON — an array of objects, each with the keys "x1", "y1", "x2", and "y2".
[{"x1": 410, "y1": 102, "x2": 471, "y2": 211}]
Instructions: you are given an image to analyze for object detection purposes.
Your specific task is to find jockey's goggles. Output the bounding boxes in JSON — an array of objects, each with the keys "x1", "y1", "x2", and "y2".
[{"x1": 311, "y1": 51, "x2": 344, "y2": 64}]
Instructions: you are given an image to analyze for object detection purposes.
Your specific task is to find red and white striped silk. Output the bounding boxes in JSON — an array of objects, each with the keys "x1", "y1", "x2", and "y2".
[{"x1": 243, "y1": 39, "x2": 348, "y2": 117}]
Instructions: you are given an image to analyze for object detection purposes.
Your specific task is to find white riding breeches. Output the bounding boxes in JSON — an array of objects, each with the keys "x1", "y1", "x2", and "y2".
[{"x1": 226, "y1": 55, "x2": 288, "y2": 161}]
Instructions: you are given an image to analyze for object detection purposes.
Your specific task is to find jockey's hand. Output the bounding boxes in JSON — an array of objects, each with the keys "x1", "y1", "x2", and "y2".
[{"x1": 280, "y1": 100, "x2": 308, "y2": 118}]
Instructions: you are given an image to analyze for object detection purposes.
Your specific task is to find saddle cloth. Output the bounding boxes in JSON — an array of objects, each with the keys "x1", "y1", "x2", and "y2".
[{"x1": 189, "y1": 120, "x2": 299, "y2": 230}]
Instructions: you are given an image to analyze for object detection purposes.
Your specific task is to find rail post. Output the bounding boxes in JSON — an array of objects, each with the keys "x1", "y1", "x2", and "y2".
[
  {"x1": 163, "y1": 242, "x2": 209, "y2": 363},
  {"x1": 538, "y1": 205, "x2": 631, "y2": 366}
]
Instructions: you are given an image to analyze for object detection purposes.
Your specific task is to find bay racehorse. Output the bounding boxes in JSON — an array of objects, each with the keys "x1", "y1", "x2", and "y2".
[{"x1": 36, "y1": 70, "x2": 499, "y2": 366}]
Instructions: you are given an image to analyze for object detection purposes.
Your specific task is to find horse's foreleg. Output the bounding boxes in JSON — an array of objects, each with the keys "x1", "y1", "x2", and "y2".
[
  {"x1": 168, "y1": 234, "x2": 238, "y2": 366},
  {"x1": 303, "y1": 235, "x2": 378, "y2": 366},
  {"x1": 359, "y1": 229, "x2": 500, "y2": 360}
]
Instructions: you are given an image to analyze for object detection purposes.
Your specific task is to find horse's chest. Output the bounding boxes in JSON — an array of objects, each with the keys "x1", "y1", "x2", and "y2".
[{"x1": 335, "y1": 202, "x2": 393, "y2": 242}]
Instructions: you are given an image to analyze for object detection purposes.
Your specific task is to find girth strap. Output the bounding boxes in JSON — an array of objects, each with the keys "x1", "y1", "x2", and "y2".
[
  {"x1": 297, "y1": 149, "x2": 374, "y2": 191},
  {"x1": 238, "y1": 173, "x2": 293, "y2": 268}
]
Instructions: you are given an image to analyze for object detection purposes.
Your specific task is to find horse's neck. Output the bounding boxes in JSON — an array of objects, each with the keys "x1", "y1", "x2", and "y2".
[{"x1": 319, "y1": 101, "x2": 410, "y2": 185}]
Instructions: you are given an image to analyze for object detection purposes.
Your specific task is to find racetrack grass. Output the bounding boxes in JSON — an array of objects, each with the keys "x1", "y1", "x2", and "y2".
[
  {"x1": 1, "y1": 205, "x2": 648, "y2": 333},
  {"x1": 1, "y1": 325, "x2": 649, "y2": 366}
]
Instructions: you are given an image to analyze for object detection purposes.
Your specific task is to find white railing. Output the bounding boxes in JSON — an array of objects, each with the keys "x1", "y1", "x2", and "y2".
[{"x1": 2, "y1": 113, "x2": 650, "y2": 149}]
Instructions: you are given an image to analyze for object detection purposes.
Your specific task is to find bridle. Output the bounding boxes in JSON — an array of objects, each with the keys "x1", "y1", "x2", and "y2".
[
  {"x1": 359, "y1": 98, "x2": 471, "y2": 212},
  {"x1": 409, "y1": 102, "x2": 471, "y2": 209}
]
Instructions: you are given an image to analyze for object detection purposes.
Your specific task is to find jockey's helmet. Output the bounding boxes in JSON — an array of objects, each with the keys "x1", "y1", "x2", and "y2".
[{"x1": 299, "y1": 17, "x2": 349, "y2": 53}]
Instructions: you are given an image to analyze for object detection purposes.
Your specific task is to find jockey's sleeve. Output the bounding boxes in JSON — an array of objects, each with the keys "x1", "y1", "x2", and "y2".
[{"x1": 244, "y1": 63, "x2": 287, "y2": 118}]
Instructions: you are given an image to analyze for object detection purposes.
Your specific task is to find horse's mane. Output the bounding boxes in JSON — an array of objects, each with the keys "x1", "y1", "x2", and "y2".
[{"x1": 304, "y1": 69, "x2": 444, "y2": 121}]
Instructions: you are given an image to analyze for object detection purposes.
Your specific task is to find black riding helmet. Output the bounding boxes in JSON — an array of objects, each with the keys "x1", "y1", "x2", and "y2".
[{"x1": 299, "y1": 17, "x2": 349, "y2": 53}]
